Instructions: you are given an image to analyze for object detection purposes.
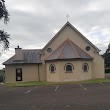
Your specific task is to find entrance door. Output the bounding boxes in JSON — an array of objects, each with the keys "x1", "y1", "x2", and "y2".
[{"x1": 16, "y1": 68, "x2": 22, "y2": 81}]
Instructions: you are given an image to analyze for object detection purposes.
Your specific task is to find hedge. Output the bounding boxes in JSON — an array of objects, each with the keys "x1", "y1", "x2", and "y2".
[
  {"x1": 105, "y1": 68, "x2": 110, "y2": 73},
  {"x1": 0, "y1": 70, "x2": 5, "y2": 82},
  {"x1": 0, "y1": 76, "x2": 4, "y2": 82}
]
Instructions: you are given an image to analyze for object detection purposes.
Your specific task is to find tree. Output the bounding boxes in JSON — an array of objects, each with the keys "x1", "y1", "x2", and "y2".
[
  {"x1": 102, "y1": 44, "x2": 110, "y2": 68},
  {"x1": 0, "y1": 0, "x2": 9, "y2": 54}
]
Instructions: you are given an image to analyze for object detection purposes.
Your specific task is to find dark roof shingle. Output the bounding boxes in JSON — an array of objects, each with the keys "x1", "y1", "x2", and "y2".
[
  {"x1": 3, "y1": 49, "x2": 42, "y2": 65},
  {"x1": 46, "y1": 39, "x2": 93, "y2": 61}
]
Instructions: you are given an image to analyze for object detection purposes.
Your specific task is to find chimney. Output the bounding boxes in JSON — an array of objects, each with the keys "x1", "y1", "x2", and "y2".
[{"x1": 15, "y1": 46, "x2": 23, "y2": 61}]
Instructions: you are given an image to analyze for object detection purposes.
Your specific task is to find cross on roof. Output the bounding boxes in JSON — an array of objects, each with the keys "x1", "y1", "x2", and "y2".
[{"x1": 66, "y1": 14, "x2": 70, "y2": 21}]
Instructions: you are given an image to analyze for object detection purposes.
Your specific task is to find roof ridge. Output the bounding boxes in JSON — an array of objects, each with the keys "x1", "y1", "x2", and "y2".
[
  {"x1": 58, "y1": 39, "x2": 68, "y2": 59},
  {"x1": 40, "y1": 21, "x2": 100, "y2": 54},
  {"x1": 68, "y1": 39, "x2": 81, "y2": 58},
  {"x1": 40, "y1": 22, "x2": 71, "y2": 54},
  {"x1": 67, "y1": 22, "x2": 100, "y2": 51},
  {"x1": 3, "y1": 55, "x2": 15, "y2": 65},
  {"x1": 45, "y1": 39, "x2": 68, "y2": 60},
  {"x1": 70, "y1": 40, "x2": 93, "y2": 59},
  {"x1": 23, "y1": 49, "x2": 42, "y2": 50},
  {"x1": 46, "y1": 39, "x2": 94, "y2": 61}
]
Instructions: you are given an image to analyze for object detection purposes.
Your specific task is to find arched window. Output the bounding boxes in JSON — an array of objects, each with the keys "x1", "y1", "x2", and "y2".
[
  {"x1": 82, "y1": 63, "x2": 89, "y2": 72},
  {"x1": 49, "y1": 64, "x2": 56, "y2": 73},
  {"x1": 64, "y1": 63, "x2": 74, "y2": 73}
]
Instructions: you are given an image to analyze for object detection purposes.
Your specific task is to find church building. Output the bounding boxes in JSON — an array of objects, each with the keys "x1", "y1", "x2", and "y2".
[{"x1": 3, "y1": 22, "x2": 104, "y2": 83}]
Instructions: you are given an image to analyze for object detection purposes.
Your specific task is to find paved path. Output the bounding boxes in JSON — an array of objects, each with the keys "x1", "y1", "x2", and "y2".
[
  {"x1": 105, "y1": 73, "x2": 110, "y2": 79},
  {"x1": 0, "y1": 82, "x2": 110, "y2": 110}
]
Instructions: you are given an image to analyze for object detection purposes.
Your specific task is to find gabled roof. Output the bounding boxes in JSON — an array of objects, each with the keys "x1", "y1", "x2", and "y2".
[
  {"x1": 46, "y1": 39, "x2": 93, "y2": 61},
  {"x1": 3, "y1": 49, "x2": 42, "y2": 65},
  {"x1": 40, "y1": 21, "x2": 100, "y2": 54}
]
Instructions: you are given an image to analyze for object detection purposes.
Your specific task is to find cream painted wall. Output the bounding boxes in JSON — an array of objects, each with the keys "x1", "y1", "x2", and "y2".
[
  {"x1": 5, "y1": 23, "x2": 104, "y2": 83},
  {"x1": 5, "y1": 65, "x2": 16, "y2": 83},
  {"x1": 5, "y1": 64, "x2": 46, "y2": 83},
  {"x1": 92, "y1": 56, "x2": 105, "y2": 78},
  {"x1": 42, "y1": 26, "x2": 97, "y2": 60},
  {"x1": 42, "y1": 25, "x2": 104, "y2": 79},
  {"x1": 39, "y1": 64, "x2": 47, "y2": 81},
  {"x1": 46, "y1": 60, "x2": 92, "y2": 82}
]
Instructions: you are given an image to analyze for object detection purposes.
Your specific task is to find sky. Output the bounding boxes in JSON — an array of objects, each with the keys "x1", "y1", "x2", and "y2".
[{"x1": 0, "y1": 0, "x2": 110, "y2": 69}]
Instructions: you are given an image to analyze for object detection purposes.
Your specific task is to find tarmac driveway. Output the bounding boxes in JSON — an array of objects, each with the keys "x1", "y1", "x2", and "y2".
[
  {"x1": 105, "y1": 73, "x2": 110, "y2": 79},
  {"x1": 0, "y1": 82, "x2": 110, "y2": 110}
]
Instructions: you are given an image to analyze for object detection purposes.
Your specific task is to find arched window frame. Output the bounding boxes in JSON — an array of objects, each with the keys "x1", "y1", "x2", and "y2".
[
  {"x1": 64, "y1": 63, "x2": 74, "y2": 73},
  {"x1": 82, "y1": 63, "x2": 89, "y2": 72},
  {"x1": 49, "y1": 64, "x2": 56, "y2": 73}
]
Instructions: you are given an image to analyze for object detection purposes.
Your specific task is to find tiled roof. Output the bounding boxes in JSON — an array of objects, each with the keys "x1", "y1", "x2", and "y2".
[
  {"x1": 46, "y1": 39, "x2": 93, "y2": 61},
  {"x1": 3, "y1": 49, "x2": 42, "y2": 65}
]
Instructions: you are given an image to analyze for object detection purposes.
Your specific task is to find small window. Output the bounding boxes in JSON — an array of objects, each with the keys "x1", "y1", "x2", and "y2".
[
  {"x1": 65, "y1": 63, "x2": 74, "y2": 73},
  {"x1": 49, "y1": 64, "x2": 56, "y2": 73},
  {"x1": 16, "y1": 68, "x2": 22, "y2": 81},
  {"x1": 47, "y1": 48, "x2": 52, "y2": 53},
  {"x1": 82, "y1": 63, "x2": 89, "y2": 72},
  {"x1": 86, "y1": 46, "x2": 91, "y2": 51}
]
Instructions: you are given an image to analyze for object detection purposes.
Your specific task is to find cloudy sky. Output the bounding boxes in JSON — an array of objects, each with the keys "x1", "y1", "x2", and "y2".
[{"x1": 0, "y1": 0, "x2": 110, "y2": 69}]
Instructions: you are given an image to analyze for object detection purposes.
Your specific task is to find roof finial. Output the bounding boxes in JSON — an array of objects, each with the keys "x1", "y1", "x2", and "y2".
[{"x1": 66, "y1": 14, "x2": 70, "y2": 22}]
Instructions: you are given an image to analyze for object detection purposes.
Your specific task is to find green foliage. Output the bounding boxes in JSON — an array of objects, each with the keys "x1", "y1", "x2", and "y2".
[
  {"x1": 0, "y1": 0, "x2": 10, "y2": 53},
  {"x1": 0, "y1": 30, "x2": 10, "y2": 52},
  {"x1": 0, "y1": 76, "x2": 3, "y2": 82},
  {"x1": 105, "y1": 68, "x2": 110, "y2": 73},
  {"x1": 0, "y1": 0, "x2": 9, "y2": 23},
  {"x1": 0, "y1": 69, "x2": 5, "y2": 82},
  {"x1": 0, "y1": 69, "x2": 5, "y2": 76}
]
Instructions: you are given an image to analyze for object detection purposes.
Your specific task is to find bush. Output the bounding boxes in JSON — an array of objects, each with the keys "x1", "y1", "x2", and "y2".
[
  {"x1": 0, "y1": 70, "x2": 5, "y2": 82},
  {"x1": 105, "y1": 68, "x2": 110, "y2": 73},
  {"x1": 0, "y1": 76, "x2": 3, "y2": 82}
]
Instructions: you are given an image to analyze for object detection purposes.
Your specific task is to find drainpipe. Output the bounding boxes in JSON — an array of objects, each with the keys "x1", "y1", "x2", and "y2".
[{"x1": 38, "y1": 64, "x2": 40, "y2": 81}]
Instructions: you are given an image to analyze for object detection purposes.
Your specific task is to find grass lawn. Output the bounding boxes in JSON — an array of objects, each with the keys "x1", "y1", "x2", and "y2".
[{"x1": 2, "y1": 78, "x2": 110, "y2": 87}]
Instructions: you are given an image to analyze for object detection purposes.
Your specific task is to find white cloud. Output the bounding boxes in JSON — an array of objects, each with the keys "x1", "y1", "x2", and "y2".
[
  {"x1": 86, "y1": 26, "x2": 110, "y2": 54},
  {"x1": 0, "y1": 0, "x2": 110, "y2": 68}
]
